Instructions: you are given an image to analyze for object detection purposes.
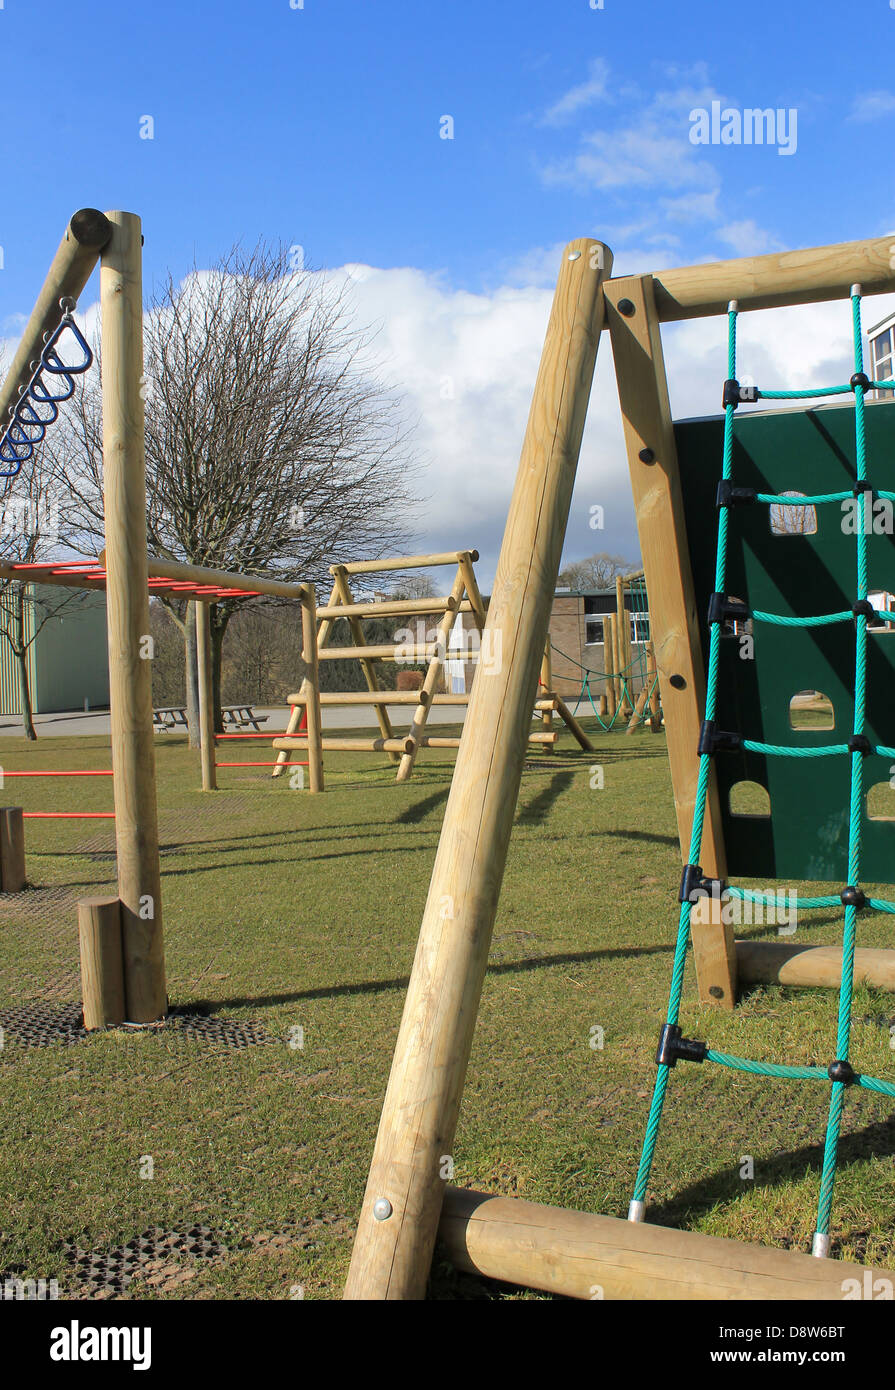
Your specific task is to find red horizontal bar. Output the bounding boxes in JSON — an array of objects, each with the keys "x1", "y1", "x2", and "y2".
[
  {"x1": 23, "y1": 812, "x2": 115, "y2": 819},
  {"x1": 215, "y1": 733, "x2": 275, "y2": 739},
  {"x1": 2, "y1": 770, "x2": 112, "y2": 777}
]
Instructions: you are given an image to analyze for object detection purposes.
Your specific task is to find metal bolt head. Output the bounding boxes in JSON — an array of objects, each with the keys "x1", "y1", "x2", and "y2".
[
  {"x1": 372, "y1": 1197, "x2": 393, "y2": 1222},
  {"x1": 567, "y1": 250, "x2": 582, "y2": 262},
  {"x1": 638, "y1": 448, "x2": 656, "y2": 464},
  {"x1": 617, "y1": 298, "x2": 636, "y2": 317}
]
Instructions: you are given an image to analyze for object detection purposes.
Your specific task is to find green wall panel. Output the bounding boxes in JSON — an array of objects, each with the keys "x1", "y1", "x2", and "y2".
[{"x1": 674, "y1": 399, "x2": 895, "y2": 885}]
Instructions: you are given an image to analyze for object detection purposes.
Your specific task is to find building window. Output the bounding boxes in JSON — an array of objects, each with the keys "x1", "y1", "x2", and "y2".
[
  {"x1": 631, "y1": 613, "x2": 650, "y2": 644},
  {"x1": 870, "y1": 321, "x2": 895, "y2": 400},
  {"x1": 585, "y1": 619, "x2": 604, "y2": 645}
]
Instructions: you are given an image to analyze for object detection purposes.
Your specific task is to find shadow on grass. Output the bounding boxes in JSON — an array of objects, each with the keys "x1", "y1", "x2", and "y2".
[
  {"x1": 515, "y1": 771, "x2": 575, "y2": 825},
  {"x1": 648, "y1": 1114, "x2": 895, "y2": 1244},
  {"x1": 192, "y1": 940, "x2": 675, "y2": 1010}
]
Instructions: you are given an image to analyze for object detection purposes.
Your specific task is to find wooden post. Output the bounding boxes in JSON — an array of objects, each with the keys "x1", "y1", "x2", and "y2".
[
  {"x1": 604, "y1": 613, "x2": 617, "y2": 717},
  {"x1": 606, "y1": 273, "x2": 734, "y2": 1008},
  {"x1": 646, "y1": 639, "x2": 662, "y2": 731},
  {"x1": 101, "y1": 211, "x2": 166, "y2": 1025},
  {"x1": 554, "y1": 695, "x2": 594, "y2": 751},
  {"x1": 0, "y1": 806, "x2": 26, "y2": 892},
  {"x1": 625, "y1": 683, "x2": 650, "y2": 734},
  {"x1": 539, "y1": 640, "x2": 553, "y2": 743},
  {"x1": 195, "y1": 601, "x2": 217, "y2": 792},
  {"x1": 78, "y1": 896, "x2": 126, "y2": 1030},
  {"x1": 344, "y1": 237, "x2": 612, "y2": 1300},
  {"x1": 301, "y1": 586, "x2": 324, "y2": 793}
]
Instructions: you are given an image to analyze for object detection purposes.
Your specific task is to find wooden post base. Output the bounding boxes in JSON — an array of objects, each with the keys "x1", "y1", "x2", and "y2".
[
  {"x1": 439, "y1": 1187, "x2": 872, "y2": 1300},
  {"x1": 0, "y1": 807, "x2": 26, "y2": 892},
  {"x1": 78, "y1": 896, "x2": 126, "y2": 1029}
]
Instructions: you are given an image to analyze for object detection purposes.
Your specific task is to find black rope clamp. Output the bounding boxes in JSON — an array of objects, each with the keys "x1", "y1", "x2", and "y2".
[
  {"x1": 708, "y1": 591, "x2": 751, "y2": 626},
  {"x1": 656, "y1": 1023, "x2": 707, "y2": 1068},
  {"x1": 850, "y1": 372, "x2": 871, "y2": 392},
  {"x1": 852, "y1": 599, "x2": 876, "y2": 620},
  {"x1": 854, "y1": 479, "x2": 873, "y2": 497},
  {"x1": 847, "y1": 733, "x2": 872, "y2": 755},
  {"x1": 678, "y1": 864, "x2": 724, "y2": 904},
  {"x1": 723, "y1": 378, "x2": 759, "y2": 409},
  {"x1": 828, "y1": 1059, "x2": 856, "y2": 1086},
  {"x1": 840, "y1": 884, "x2": 866, "y2": 909},
  {"x1": 715, "y1": 479, "x2": 756, "y2": 509},
  {"x1": 699, "y1": 719, "x2": 742, "y2": 756}
]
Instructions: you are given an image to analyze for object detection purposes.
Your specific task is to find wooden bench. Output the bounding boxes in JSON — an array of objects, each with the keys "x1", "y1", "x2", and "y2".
[
  {"x1": 153, "y1": 707, "x2": 189, "y2": 732},
  {"x1": 221, "y1": 705, "x2": 269, "y2": 731}
]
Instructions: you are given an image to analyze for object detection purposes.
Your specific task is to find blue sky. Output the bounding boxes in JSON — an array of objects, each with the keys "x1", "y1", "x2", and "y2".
[{"x1": 2, "y1": 0, "x2": 893, "y2": 582}]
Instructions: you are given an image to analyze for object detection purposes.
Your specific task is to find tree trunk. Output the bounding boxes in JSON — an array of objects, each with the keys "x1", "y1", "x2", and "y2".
[
  {"x1": 14, "y1": 591, "x2": 36, "y2": 740},
  {"x1": 210, "y1": 605, "x2": 231, "y2": 734},
  {"x1": 184, "y1": 600, "x2": 200, "y2": 748}
]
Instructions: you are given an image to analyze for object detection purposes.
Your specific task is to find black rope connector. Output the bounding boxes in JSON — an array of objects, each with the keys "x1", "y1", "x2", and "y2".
[
  {"x1": 708, "y1": 591, "x2": 751, "y2": 626},
  {"x1": 850, "y1": 372, "x2": 871, "y2": 392},
  {"x1": 678, "y1": 864, "x2": 724, "y2": 904},
  {"x1": 723, "y1": 378, "x2": 759, "y2": 409},
  {"x1": 854, "y1": 479, "x2": 873, "y2": 497},
  {"x1": 847, "y1": 734, "x2": 872, "y2": 756},
  {"x1": 828, "y1": 1059, "x2": 856, "y2": 1086},
  {"x1": 715, "y1": 479, "x2": 756, "y2": 509},
  {"x1": 840, "y1": 884, "x2": 866, "y2": 910},
  {"x1": 852, "y1": 599, "x2": 876, "y2": 620},
  {"x1": 698, "y1": 719, "x2": 742, "y2": 756},
  {"x1": 656, "y1": 1023, "x2": 707, "y2": 1069}
]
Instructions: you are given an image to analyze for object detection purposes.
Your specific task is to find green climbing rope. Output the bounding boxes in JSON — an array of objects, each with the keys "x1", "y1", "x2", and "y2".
[{"x1": 630, "y1": 287, "x2": 894, "y2": 1257}]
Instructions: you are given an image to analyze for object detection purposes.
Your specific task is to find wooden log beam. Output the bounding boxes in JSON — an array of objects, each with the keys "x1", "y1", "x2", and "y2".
[
  {"x1": 343, "y1": 237, "x2": 612, "y2": 1301},
  {"x1": 0, "y1": 209, "x2": 113, "y2": 429},
  {"x1": 737, "y1": 941, "x2": 895, "y2": 991},
  {"x1": 333, "y1": 551, "x2": 479, "y2": 575},
  {"x1": 146, "y1": 556, "x2": 307, "y2": 601},
  {"x1": 286, "y1": 691, "x2": 471, "y2": 706},
  {"x1": 554, "y1": 695, "x2": 595, "y2": 751},
  {"x1": 439, "y1": 1188, "x2": 872, "y2": 1301},
  {"x1": 78, "y1": 896, "x2": 126, "y2": 1030},
  {"x1": 101, "y1": 212, "x2": 166, "y2": 1025},
  {"x1": 618, "y1": 234, "x2": 895, "y2": 324},
  {"x1": 317, "y1": 644, "x2": 442, "y2": 661},
  {"x1": 274, "y1": 736, "x2": 413, "y2": 753},
  {"x1": 315, "y1": 596, "x2": 458, "y2": 620}
]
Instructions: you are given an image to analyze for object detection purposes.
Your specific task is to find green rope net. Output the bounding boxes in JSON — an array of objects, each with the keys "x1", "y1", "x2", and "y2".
[
  {"x1": 551, "y1": 574, "x2": 660, "y2": 730},
  {"x1": 629, "y1": 291, "x2": 895, "y2": 1256}
]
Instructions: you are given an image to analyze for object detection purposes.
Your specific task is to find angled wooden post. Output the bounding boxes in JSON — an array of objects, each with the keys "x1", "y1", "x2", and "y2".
[
  {"x1": 196, "y1": 601, "x2": 217, "y2": 791},
  {"x1": 344, "y1": 238, "x2": 612, "y2": 1300},
  {"x1": 332, "y1": 566, "x2": 400, "y2": 763},
  {"x1": 272, "y1": 577, "x2": 339, "y2": 779},
  {"x1": 101, "y1": 211, "x2": 166, "y2": 1024},
  {"x1": 605, "y1": 273, "x2": 735, "y2": 1008},
  {"x1": 395, "y1": 564, "x2": 466, "y2": 782}
]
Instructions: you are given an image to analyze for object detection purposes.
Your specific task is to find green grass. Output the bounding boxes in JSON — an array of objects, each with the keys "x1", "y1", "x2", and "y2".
[{"x1": 1, "y1": 721, "x2": 894, "y2": 1299}]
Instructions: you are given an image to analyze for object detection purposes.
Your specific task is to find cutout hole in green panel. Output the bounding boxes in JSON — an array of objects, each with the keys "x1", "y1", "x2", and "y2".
[
  {"x1": 789, "y1": 690, "x2": 834, "y2": 730},
  {"x1": 769, "y1": 490, "x2": 818, "y2": 536},
  {"x1": 730, "y1": 781, "x2": 771, "y2": 818},
  {"x1": 867, "y1": 781, "x2": 895, "y2": 821}
]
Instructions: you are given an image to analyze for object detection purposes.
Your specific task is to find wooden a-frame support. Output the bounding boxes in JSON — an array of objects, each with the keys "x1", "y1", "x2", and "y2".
[{"x1": 344, "y1": 232, "x2": 895, "y2": 1301}]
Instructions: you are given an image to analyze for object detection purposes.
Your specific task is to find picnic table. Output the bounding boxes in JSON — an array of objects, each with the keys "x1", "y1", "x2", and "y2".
[{"x1": 153, "y1": 704, "x2": 269, "y2": 732}]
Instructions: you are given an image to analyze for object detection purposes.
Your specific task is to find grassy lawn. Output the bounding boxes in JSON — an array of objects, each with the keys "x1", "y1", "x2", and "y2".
[{"x1": 0, "y1": 720, "x2": 894, "y2": 1299}]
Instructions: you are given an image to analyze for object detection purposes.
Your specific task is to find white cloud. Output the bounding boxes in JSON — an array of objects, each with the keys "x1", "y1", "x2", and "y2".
[
  {"x1": 848, "y1": 91, "x2": 895, "y2": 123},
  {"x1": 716, "y1": 220, "x2": 786, "y2": 256},
  {"x1": 541, "y1": 58, "x2": 611, "y2": 126}
]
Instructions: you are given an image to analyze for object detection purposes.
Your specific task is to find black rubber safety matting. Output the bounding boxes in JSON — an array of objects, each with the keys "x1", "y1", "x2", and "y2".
[{"x1": 0, "y1": 1001, "x2": 273, "y2": 1049}]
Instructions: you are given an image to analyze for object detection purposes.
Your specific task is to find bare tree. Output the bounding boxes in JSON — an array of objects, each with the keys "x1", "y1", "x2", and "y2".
[
  {"x1": 49, "y1": 241, "x2": 420, "y2": 737},
  {"x1": 558, "y1": 552, "x2": 639, "y2": 592}
]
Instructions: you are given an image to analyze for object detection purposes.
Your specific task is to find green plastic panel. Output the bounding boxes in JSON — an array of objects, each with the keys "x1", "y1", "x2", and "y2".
[{"x1": 674, "y1": 399, "x2": 895, "y2": 885}]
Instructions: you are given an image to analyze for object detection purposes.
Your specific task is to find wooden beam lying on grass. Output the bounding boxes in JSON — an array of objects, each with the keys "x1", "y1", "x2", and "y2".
[
  {"x1": 439, "y1": 1188, "x2": 872, "y2": 1301},
  {"x1": 737, "y1": 941, "x2": 895, "y2": 992}
]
